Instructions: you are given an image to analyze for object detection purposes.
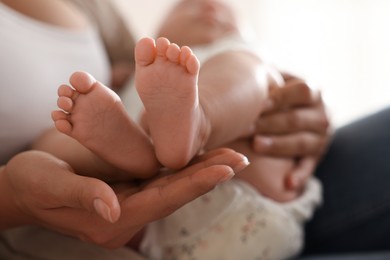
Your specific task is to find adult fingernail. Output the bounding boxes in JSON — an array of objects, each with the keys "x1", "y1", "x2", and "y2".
[
  {"x1": 254, "y1": 137, "x2": 273, "y2": 151},
  {"x1": 233, "y1": 154, "x2": 250, "y2": 173},
  {"x1": 217, "y1": 170, "x2": 235, "y2": 184},
  {"x1": 93, "y1": 198, "x2": 113, "y2": 223}
]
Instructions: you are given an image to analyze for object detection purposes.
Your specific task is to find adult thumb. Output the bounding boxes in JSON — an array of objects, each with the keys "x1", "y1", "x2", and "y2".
[
  {"x1": 51, "y1": 170, "x2": 121, "y2": 223},
  {"x1": 8, "y1": 151, "x2": 121, "y2": 223}
]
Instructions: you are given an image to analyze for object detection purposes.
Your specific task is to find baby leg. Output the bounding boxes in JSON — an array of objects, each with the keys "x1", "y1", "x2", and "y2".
[
  {"x1": 135, "y1": 37, "x2": 209, "y2": 169},
  {"x1": 52, "y1": 71, "x2": 160, "y2": 178}
]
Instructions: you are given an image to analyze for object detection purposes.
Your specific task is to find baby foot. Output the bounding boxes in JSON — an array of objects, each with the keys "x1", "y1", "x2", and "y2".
[
  {"x1": 135, "y1": 37, "x2": 209, "y2": 169},
  {"x1": 52, "y1": 71, "x2": 159, "y2": 178}
]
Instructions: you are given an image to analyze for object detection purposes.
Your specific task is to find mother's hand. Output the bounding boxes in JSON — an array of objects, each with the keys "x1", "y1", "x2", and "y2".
[
  {"x1": 252, "y1": 74, "x2": 332, "y2": 190},
  {"x1": 1, "y1": 149, "x2": 247, "y2": 248}
]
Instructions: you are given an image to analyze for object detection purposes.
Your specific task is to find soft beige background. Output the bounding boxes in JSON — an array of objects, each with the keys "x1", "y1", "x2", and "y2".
[{"x1": 113, "y1": 0, "x2": 390, "y2": 127}]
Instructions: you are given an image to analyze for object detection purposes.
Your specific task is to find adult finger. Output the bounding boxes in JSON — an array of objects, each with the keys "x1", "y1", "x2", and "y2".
[
  {"x1": 281, "y1": 71, "x2": 300, "y2": 82},
  {"x1": 110, "y1": 181, "x2": 140, "y2": 204},
  {"x1": 255, "y1": 105, "x2": 330, "y2": 135},
  {"x1": 32, "y1": 161, "x2": 122, "y2": 223},
  {"x1": 96, "y1": 165, "x2": 235, "y2": 248},
  {"x1": 183, "y1": 148, "x2": 249, "y2": 176},
  {"x1": 51, "y1": 172, "x2": 121, "y2": 223},
  {"x1": 7, "y1": 151, "x2": 121, "y2": 223},
  {"x1": 146, "y1": 148, "x2": 249, "y2": 189},
  {"x1": 120, "y1": 165, "x2": 235, "y2": 226},
  {"x1": 285, "y1": 157, "x2": 317, "y2": 191},
  {"x1": 265, "y1": 80, "x2": 321, "y2": 113},
  {"x1": 191, "y1": 147, "x2": 237, "y2": 162},
  {"x1": 253, "y1": 132, "x2": 327, "y2": 157},
  {"x1": 98, "y1": 163, "x2": 237, "y2": 248}
]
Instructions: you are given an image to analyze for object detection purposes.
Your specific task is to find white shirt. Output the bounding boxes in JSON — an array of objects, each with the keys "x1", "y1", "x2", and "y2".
[{"x1": 0, "y1": 3, "x2": 110, "y2": 164}]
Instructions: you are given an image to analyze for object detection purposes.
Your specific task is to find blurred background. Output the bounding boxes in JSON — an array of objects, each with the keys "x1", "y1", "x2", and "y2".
[{"x1": 113, "y1": 0, "x2": 390, "y2": 127}]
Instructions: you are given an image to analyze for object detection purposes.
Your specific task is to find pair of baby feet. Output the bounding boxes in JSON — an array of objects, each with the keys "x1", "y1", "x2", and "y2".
[{"x1": 52, "y1": 37, "x2": 206, "y2": 175}]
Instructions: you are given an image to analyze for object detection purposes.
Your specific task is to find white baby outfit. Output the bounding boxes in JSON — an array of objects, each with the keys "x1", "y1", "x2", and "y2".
[{"x1": 141, "y1": 178, "x2": 321, "y2": 260}]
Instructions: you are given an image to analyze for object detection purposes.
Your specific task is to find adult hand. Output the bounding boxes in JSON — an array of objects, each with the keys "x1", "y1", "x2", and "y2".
[
  {"x1": 252, "y1": 73, "x2": 332, "y2": 190},
  {"x1": 1, "y1": 148, "x2": 247, "y2": 248}
]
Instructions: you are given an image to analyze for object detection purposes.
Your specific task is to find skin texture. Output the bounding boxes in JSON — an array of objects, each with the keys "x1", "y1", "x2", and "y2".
[
  {"x1": 51, "y1": 71, "x2": 160, "y2": 179},
  {"x1": 158, "y1": 0, "x2": 241, "y2": 47},
  {"x1": 0, "y1": 0, "x2": 331, "y2": 251},
  {"x1": 253, "y1": 74, "x2": 331, "y2": 191},
  {"x1": 157, "y1": 0, "x2": 332, "y2": 173},
  {"x1": 0, "y1": 148, "x2": 248, "y2": 248},
  {"x1": 0, "y1": 3, "x2": 252, "y2": 242},
  {"x1": 155, "y1": 0, "x2": 331, "y2": 201},
  {"x1": 135, "y1": 37, "x2": 205, "y2": 169},
  {"x1": 134, "y1": 36, "x2": 268, "y2": 170}
]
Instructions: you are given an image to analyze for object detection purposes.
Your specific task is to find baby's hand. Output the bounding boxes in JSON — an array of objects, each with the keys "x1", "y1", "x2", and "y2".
[
  {"x1": 228, "y1": 140, "x2": 301, "y2": 202},
  {"x1": 241, "y1": 156, "x2": 301, "y2": 202}
]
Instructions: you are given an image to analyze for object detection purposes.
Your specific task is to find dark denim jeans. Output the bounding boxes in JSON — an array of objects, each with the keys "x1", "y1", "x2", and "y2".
[
  {"x1": 300, "y1": 252, "x2": 390, "y2": 260},
  {"x1": 301, "y1": 107, "x2": 390, "y2": 256}
]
